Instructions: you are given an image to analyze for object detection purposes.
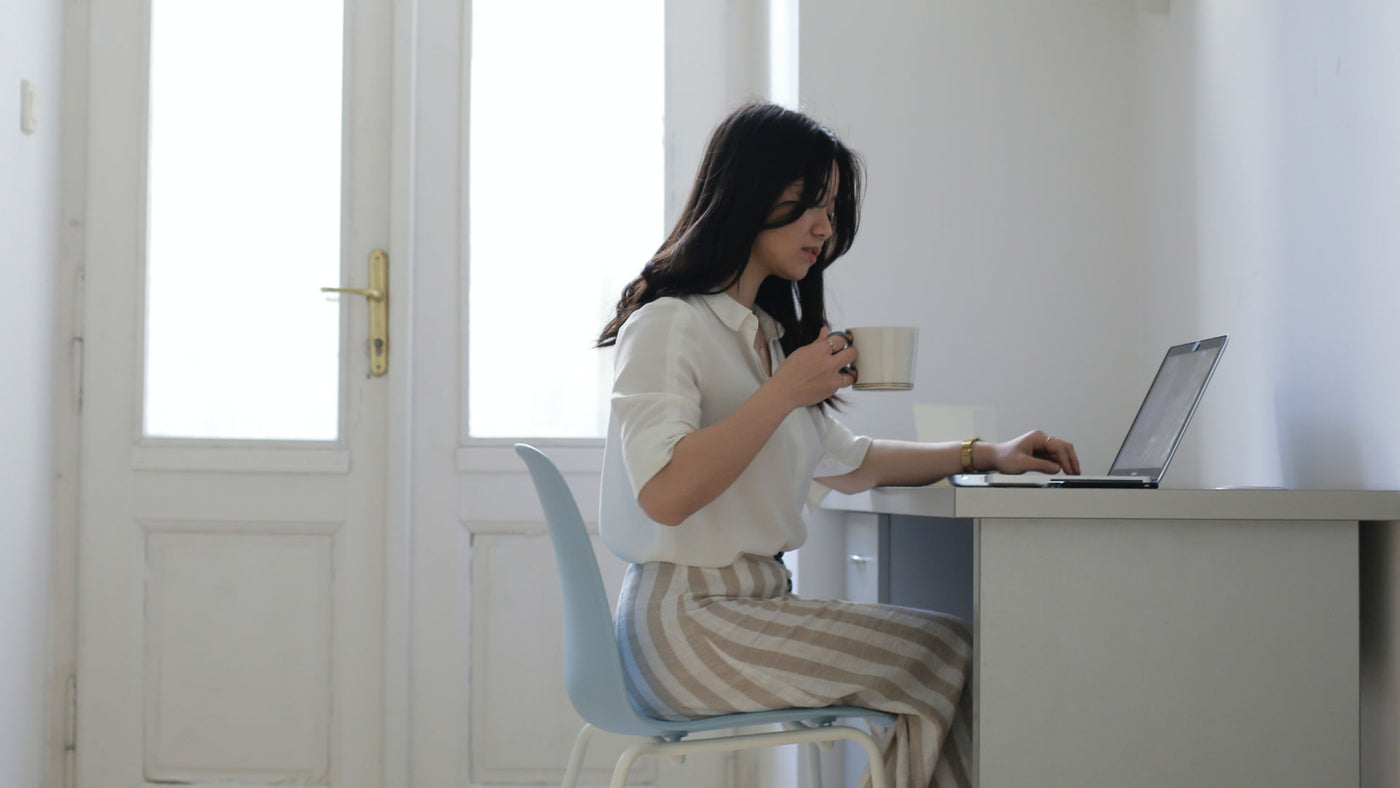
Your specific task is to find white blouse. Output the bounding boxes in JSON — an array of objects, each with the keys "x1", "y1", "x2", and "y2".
[{"x1": 600, "y1": 292, "x2": 872, "y2": 568}]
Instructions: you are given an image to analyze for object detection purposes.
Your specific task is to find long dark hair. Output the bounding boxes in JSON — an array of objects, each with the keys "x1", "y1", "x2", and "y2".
[{"x1": 597, "y1": 102, "x2": 863, "y2": 358}]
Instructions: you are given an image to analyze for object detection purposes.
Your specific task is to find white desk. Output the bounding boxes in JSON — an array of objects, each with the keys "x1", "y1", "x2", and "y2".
[{"x1": 823, "y1": 487, "x2": 1400, "y2": 788}]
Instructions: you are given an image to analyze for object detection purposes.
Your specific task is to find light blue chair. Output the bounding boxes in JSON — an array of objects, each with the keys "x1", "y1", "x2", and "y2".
[{"x1": 514, "y1": 443, "x2": 894, "y2": 788}]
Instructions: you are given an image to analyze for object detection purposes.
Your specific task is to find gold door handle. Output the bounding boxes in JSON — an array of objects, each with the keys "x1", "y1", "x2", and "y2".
[
  {"x1": 321, "y1": 249, "x2": 389, "y2": 376},
  {"x1": 320, "y1": 286, "x2": 383, "y2": 301}
]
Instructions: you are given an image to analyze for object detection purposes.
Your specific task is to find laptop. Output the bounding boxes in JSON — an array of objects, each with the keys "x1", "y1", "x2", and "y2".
[{"x1": 951, "y1": 335, "x2": 1228, "y2": 489}]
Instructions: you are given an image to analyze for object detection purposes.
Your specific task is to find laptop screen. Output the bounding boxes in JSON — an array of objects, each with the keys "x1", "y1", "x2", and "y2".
[{"x1": 1108, "y1": 336, "x2": 1227, "y2": 479}]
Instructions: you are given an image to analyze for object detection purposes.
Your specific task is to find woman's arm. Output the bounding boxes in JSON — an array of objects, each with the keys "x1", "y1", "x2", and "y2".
[
  {"x1": 815, "y1": 431, "x2": 1081, "y2": 495},
  {"x1": 637, "y1": 327, "x2": 857, "y2": 525},
  {"x1": 637, "y1": 383, "x2": 791, "y2": 525}
]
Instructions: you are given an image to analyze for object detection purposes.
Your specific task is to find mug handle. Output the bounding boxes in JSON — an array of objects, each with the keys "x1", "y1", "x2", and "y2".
[{"x1": 827, "y1": 330, "x2": 857, "y2": 380}]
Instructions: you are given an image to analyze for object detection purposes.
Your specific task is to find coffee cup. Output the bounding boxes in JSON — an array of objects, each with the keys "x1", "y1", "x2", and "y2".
[{"x1": 833, "y1": 326, "x2": 918, "y2": 391}]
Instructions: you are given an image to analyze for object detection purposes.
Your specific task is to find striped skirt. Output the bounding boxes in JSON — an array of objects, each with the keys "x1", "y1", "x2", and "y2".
[{"x1": 616, "y1": 554, "x2": 974, "y2": 788}]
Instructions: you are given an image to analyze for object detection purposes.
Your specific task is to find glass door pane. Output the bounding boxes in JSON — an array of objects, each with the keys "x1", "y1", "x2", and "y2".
[
  {"x1": 467, "y1": 0, "x2": 663, "y2": 438},
  {"x1": 144, "y1": 0, "x2": 344, "y2": 440}
]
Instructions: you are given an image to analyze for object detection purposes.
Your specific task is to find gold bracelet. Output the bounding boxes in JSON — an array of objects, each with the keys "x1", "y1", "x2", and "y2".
[{"x1": 960, "y1": 437, "x2": 981, "y2": 474}]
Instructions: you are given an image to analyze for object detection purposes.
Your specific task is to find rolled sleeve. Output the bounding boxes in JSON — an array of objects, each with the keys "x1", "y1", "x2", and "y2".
[
  {"x1": 612, "y1": 301, "x2": 703, "y2": 495},
  {"x1": 806, "y1": 412, "x2": 873, "y2": 510},
  {"x1": 813, "y1": 412, "x2": 872, "y2": 477}
]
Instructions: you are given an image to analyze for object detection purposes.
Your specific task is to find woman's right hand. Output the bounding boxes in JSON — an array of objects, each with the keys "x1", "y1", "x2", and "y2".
[{"x1": 768, "y1": 326, "x2": 858, "y2": 409}]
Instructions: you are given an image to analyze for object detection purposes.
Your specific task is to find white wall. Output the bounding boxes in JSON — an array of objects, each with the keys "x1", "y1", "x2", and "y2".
[
  {"x1": 800, "y1": 0, "x2": 1141, "y2": 470},
  {"x1": 1138, "y1": 0, "x2": 1400, "y2": 490},
  {"x1": 797, "y1": 2, "x2": 1400, "y2": 785},
  {"x1": 1136, "y1": 3, "x2": 1400, "y2": 784},
  {"x1": 1, "y1": 0, "x2": 63, "y2": 783}
]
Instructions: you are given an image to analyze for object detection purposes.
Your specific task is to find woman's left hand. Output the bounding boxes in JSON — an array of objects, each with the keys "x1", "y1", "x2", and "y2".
[{"x1": 983, "y1": 431, "x2": 1081, "y2": 476}]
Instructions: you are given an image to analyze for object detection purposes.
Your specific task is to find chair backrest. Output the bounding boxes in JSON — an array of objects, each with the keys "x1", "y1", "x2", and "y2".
[{"x1": 514, "y1": 444, "x2": 658, "y2": 736}]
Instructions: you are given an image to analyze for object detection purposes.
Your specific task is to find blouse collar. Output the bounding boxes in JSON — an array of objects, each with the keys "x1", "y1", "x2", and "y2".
[{"x1": 700, "y1": 292, "x2": 787, "y2": 341}]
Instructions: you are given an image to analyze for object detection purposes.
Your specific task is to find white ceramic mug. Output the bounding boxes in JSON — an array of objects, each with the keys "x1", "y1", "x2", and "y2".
[{"x1": 835, "y1": 326, "x2": 918, "y2": 391}]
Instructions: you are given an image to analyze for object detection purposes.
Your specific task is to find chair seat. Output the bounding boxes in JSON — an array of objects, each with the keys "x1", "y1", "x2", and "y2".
[{"x1": 644, "y1": 705, "x2": 897, "y2": 740}]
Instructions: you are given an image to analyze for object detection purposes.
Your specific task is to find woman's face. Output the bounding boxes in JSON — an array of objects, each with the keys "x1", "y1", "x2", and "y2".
[{"x1": 747, "y1": 169, "x2": 839, "y2": 284}]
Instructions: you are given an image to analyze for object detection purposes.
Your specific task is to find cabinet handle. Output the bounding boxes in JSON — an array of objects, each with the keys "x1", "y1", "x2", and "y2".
[{"x1": 848, "y1": 554, "x2": 873, "y2": 564}]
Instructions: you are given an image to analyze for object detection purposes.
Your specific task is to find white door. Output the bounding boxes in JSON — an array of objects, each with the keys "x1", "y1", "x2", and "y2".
[{"x1": 73, "y1": 0, "x2": 393, "y2": 783}]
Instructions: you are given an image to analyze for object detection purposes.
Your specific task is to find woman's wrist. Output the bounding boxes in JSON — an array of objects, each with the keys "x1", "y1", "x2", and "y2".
[
  {"x1": 757, "y1": 376, "x2": 801, "y2": 415},
  {"x1": 971, "y1": 440, "x2": 995, "y2": 473}
]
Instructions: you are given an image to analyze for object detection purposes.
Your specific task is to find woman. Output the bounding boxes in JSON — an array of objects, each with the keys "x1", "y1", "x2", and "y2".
[{"x1": 596, "y1": 102, "x2": 1079, "y2": 788}]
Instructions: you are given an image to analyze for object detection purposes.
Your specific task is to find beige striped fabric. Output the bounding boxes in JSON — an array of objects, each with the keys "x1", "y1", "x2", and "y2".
[{"x1": 616, "y1": 554, "x2": 974, "y2": 788}]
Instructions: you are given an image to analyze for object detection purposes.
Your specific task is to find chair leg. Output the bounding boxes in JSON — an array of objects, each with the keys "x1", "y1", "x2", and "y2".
[
  {"x1": 593, "y1": 722, "x2": 887, "y2": 788},
  {"x1": 561, "y1": 723, "x2": 596, "y2": 788},
  {"x1": 609, "y1": 740, "x2": 652, "y2": 788},
  {"x1": 804, "y1": 741, "x2": 823, "y2": 788},
  {"x1": 851, "y1": 730, "x2": 888, "y2": 788}
]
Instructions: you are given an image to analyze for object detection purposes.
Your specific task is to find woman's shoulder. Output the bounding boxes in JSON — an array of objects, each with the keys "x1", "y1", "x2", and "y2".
[
  {"x1": 620, "y1": 295, "x2": 705, "y2": 336},
  {"x1": 635, "y1": 294, "x2": 705, "y2": 317}
]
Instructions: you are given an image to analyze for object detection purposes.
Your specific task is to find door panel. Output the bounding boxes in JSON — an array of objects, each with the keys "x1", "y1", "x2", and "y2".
[{"x1": 143, "y1": 526, "x2": 334, "y2": 783}]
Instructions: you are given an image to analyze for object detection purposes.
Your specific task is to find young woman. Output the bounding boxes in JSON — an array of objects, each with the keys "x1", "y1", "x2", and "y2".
[{"x1": 596, "y1": 102, "x2": 1079, "y2": 788}]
